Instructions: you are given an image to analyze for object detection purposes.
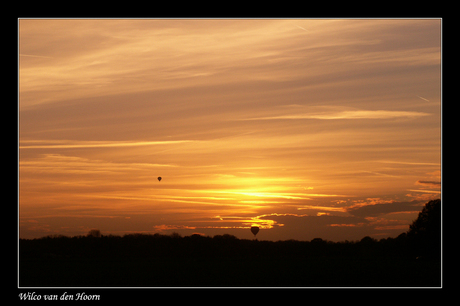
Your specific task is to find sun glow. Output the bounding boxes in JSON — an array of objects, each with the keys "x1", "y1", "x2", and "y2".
[
  {"x1": 213, "y1": 215, "x2": 278, "y2": 229},
  {"x1": 223, "y1": 191, "x2": 310, "y2": 200}
]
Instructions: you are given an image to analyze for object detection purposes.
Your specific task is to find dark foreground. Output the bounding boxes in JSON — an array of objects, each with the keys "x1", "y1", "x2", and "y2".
[{"x1": 19, "y1": 234, "x2": 441, "y2": 287}]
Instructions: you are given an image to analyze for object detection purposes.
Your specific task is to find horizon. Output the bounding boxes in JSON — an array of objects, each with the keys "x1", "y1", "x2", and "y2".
[
  {"x1": 18, "y1": 210, "x2": 437, "y2": 242},
  {"x1": 19, "y1": 19, "x2": 441, "y2": 241}
]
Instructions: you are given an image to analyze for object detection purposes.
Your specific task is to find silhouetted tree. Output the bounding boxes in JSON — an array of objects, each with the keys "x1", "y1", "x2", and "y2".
[
  {"x1": 87, "y1": 229, "x2": 101, "y2": 238},
  {"x1": 407, "y1": 199, "x2": 441, "y2": 259},
  {"x1": 310, "y1": 238, "x2": 325, "y2": 244}
]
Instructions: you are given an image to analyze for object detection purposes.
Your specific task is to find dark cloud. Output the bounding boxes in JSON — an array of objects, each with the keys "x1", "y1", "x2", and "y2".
[
  {"x1": 346, "y1": 200, "x2": 424, "y2": 218},
  {"x1": 416, "y1": 180, "x2": 441, "y2": 186}
]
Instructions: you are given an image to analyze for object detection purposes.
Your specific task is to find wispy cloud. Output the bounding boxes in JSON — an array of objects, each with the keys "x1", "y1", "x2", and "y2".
[
  {"x1": 240, "y1": 109, "x2": 430, "y2": 121},
  {"x1": 20, "y1": 53, "x2": 53, "y2": 59},
  {"x1": 296, "y1": 205, "x2": 346, "y2": 212},
  {"x1": 152, "y1": 225, "x2": 197, "y2": 232},
  {"x1": 20, "y1": 139, "x2": 198, "y2": 149},
  {"x1": 376, "y1": 160, "x2": 440, "y2": 166},
  {"x1": 407, "y1": 189, "x2": 441, "y2": 194}
]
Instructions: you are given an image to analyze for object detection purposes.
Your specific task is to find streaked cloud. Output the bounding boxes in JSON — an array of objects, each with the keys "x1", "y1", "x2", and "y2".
[
  {"x1": 239, "y1": 108, "x2": 430, "y2": 121},
  {"x1": 346, "y1": 200, "x2": 424, "y2": 217},
  {"x1": 20, "y1": 53, "x2": 53, "y2": 59},
  {"x1": 19, "y1": 19, "x2": 441, "y2": 241},
  {"x1": 407, "y1": 189, "x2": 441, "y2": 194},
  {"x1": 376, "y1": 160, "x2": 441, "y2": 166},
  {"x1": 20, "y1": 139, "x2": 198, "y2": 149}
]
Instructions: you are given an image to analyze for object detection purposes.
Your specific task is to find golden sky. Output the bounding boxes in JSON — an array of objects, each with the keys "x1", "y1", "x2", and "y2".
[{"x1": 19, "y1": 19, "x2": 441, "y2": 241}]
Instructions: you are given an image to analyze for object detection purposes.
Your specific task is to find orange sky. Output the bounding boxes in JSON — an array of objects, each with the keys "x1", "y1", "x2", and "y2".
[{"x1": 19, "y1": 19, "x2": 441, "y2": 241}]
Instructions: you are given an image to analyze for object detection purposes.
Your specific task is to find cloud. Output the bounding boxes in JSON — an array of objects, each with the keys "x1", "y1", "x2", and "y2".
[
  {"x1": 416, "y1": 180, "x2": 441, "y2": 186},
  {"x1": 20, "y1": 53, "x2": 53, "y2": 59},
  {"x1": 310, "y1": 110, "x2": 430, "y2": 120},
  {"x1": 376, "y1": 160, "x2": 440, "y2": 166},
  {"x1": 407, "y1": 189, "x2": 441, "y2": 194},
  {"x1": 296, "y1": 205, "x2": 346, "y2": 212},
  {"x1": 19, "y1": 153, "x2": 179, "y2": 175},
  {"x1": 240, "y1": 109, "x2": 430, "y2": 121},
  {"x1": 152, "y1": 225, "x2": 197, "y2": 232},
  {"x1": 346, "y1": 200, "x2": 424, "y2": 217},
  {"x1": 19, "y1": 139, "x2": 198, "y2": 149}
]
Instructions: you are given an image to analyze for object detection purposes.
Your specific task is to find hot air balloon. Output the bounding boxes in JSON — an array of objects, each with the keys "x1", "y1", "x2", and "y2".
[
  {"x1": 250, "y1": 226, "x2": 259, "y2": 238},
  {"x1": 158, "y1": 177, "x2": 162, "y2": 182}
]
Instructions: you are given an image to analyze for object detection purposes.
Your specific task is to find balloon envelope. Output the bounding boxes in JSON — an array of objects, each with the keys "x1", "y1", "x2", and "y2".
[
  {"x1": 158, "y1": 177, "x2": 162, "y2": 182},
  {"x1": 250, "y1": 226, "x2": 259, "y2": 236}
]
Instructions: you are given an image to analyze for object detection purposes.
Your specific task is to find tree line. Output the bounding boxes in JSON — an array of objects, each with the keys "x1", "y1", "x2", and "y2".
[{"x1": 19, "y1": 199, "x2": 441, "y2": 261}]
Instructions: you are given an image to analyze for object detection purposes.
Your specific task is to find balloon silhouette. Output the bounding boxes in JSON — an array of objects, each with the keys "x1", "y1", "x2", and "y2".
[
  {"x1": 158, "y1": 177, "x2": 162, "y2": 182},
  {"x1": 250, "y1": 226, "x2": 259, "y2": 238}
]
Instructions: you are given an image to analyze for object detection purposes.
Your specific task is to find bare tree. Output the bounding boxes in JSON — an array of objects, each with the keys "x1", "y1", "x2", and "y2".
[{"x1": 87, "y1": 229, "x2": 101, "y2": 238}]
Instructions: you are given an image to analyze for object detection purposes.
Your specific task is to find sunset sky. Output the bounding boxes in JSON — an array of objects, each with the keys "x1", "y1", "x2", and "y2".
[{"x1": 19, "y1": 19, "x2": 441, "y2": 241}]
